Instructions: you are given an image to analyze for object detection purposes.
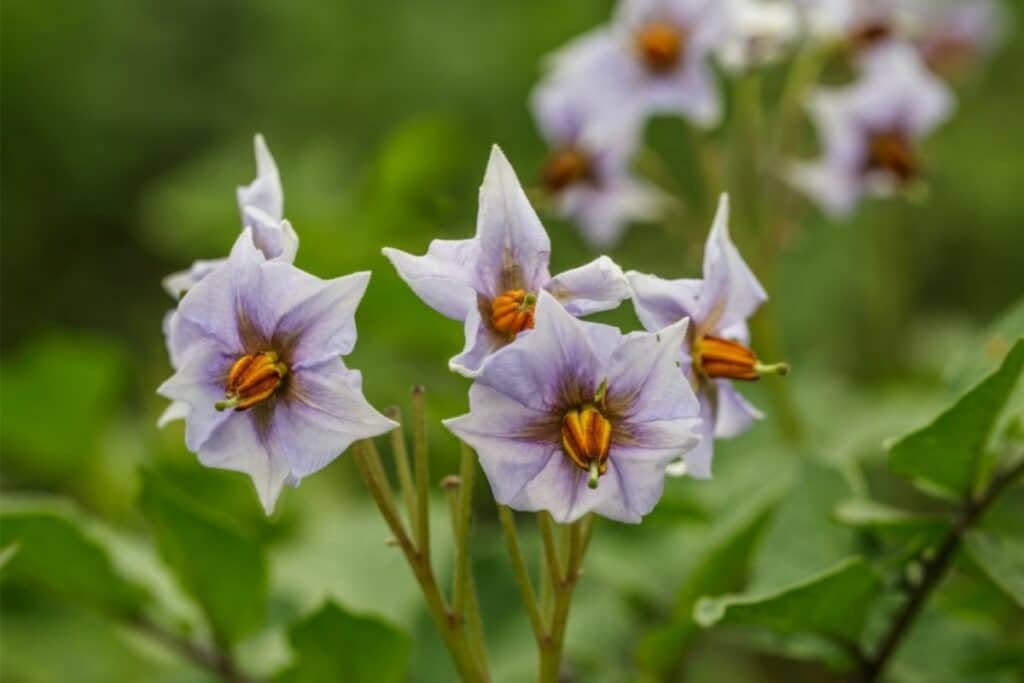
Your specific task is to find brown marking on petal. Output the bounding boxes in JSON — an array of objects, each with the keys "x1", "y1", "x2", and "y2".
[
  {"x1": 221, "y1": 351, "x2": 288, "y2": 410},
  {"x1": 490, "y1": 289, "x2": 536, "y2": 336},
  {"x1": 693, "y1": 336, "x2": 760, "y2": 381},
  {"x1": 850, "y1": 20, "x2": 893, "y2": 50},
  {"x1": 542, "y1": 147, "x2": 594, "y2": 193},
  {"x1": 636, "y1": 22, "x2": 686, "y2": 73},
  {"x1": 864, "y1": 131, "x2": 918, "y2": 184},
  {"x1": 561, "y1": 404, "x2": 612, "y2": 476}
]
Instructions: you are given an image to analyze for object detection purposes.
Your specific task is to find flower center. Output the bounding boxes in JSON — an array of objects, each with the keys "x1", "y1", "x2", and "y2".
[
  {"x1": 490, "y1": 289, "x2": 537, "y2": 336},
  {"x1": 864, "y1": 131, "x2": 917, "y2": 184},
  {"x1": 542, "y1": 147, "x2": 593, "y2": 193},
  {"x1": 561, "y1": 401, "x2": 612, "y2": 489},
  {"x1": 850, "y1": 20, "x2": 893, "y2": 50},
  {"x1": 636, "y1": 22, "x2": 685, "y2": 73},
  {"x1": 216, "y1": 351, "x2": 288, "y2": 411},
  {"x1": 693, "y1": 335, "x2": 788, "y2": 382}
]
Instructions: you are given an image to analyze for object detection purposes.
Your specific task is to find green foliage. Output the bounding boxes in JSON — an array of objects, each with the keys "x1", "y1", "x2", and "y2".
[
  {"x1": 889, "y1": 339, "x2": 1024, "y2": 499},
  {"x1": 694, "y1": 557, "x2": 880, "y2": 646},
  {"x1": 965, "y1": 529, "x2": 1024, "y2": 609},
  {"x1": 137, "y1": 469, "x2": 267, "y2": 645},
  {"x1": 274, "y1": 601, "x2": 411, "y2": 683},
  {"x1": 0, "y1": 502, "x2": 147, "y2": 617},
  {"x1": 0, "y1": 335, "x2": 125, "y2": 483}
]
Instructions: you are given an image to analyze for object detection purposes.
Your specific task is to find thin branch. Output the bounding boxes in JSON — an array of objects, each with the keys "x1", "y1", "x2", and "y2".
[
  {"x1": 128, "y1": 614, "x2": 252, "y2": 683},
  {"x1": 411, "y1": 386, "x2": 432, "y2": 560},
  {"x1": 537, "y1": 512, "x2": 563, "y2": 601},
  {"x1": 498, "y1": 506, "x2": 546, "y2": 645},
  {"x1": 387, "y1": 406, "x2": 419, "y2": 534},
  {"x1": 860, "y1": 459, "x2": 1024, "y2": 682}
]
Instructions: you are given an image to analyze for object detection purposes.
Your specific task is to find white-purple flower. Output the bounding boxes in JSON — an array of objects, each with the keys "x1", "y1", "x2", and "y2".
[
  {"x1": 628, "y1": 194, "x2": 784, "y2": 478},
  {"x1": 909, "y1": 0, "x2": 1006, "y2": 80},
  {"x1": 382, "y1": 145, "x2": 631, "y2": 377},
  {"x1": 539, "y1": 0, "x2": 728, "y2": 136},
  {"x1": 158, "y1": 230, "x2": 397, "y2": 513},
  {"x1": 531, "y1": 80, "x2": 664, "y2": 248},
  {"x1": 786, "y1": 44, "x2": 954, "y2": 218},
  {"x1": 444, "y1": 292, "x2": 701, "y2": 524},
  {"x1": 161, "y1": 134, "x2": 298, "y2": 299},
  {"x1": 718, "y1": 0, "x2": 799, "y2": 71}
]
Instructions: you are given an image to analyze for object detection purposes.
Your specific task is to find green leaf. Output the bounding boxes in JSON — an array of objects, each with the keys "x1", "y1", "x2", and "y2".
[
  {"x1": 274, "y1": 601, "x2": 411, "y2": 683},
  {"x1": 637, "y1": 499, "x2": 773, "y2": 677},
  {"x1": 834, "y1": 499, "x2": 948, "y2": 536},
  {"x1": 965, "y1": 529, "x2": 1024, "y2": 609},
  {"x1": 0, "y1": 335, "x2": 125, "y2": 483},
  {"x1": 694, "y1": 557, "x2": 881, "y2": 645},
  {"x1": 889, "y1": 339, "x2": 1024, "y2": 499},
  {"x1": 138, "y1": 468, "x2": 267, "y2": 645},
  {"x1": 0, "y1": 504, "x2": 147, "y2": 617}
]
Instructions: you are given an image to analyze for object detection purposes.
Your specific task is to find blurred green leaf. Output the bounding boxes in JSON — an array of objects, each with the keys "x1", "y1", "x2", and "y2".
[
  {"x1": 834, "y1": 499, "x2": 948, "y2": 535},
  {"x1": 749, "y1": 463, "x2": 857, "y2": 591},
  {"x1": 889, "y1": 339, "x2": 1024, "y2": 500},
  {"x1": 0, "y1": 503, "x2": 147, "y2": 617},
  {"x1": 637, "y1": 498, "x2": 773, "y2": 677},
  {"x1": 0, "y1": 335, "x2": 125, "y2": 482},
  {"x1": 694, "y1": 557, "x2": 880, "y2": 645},
  {"x1": 138, "y1": 468, "x2": 267, "y2": 645},
  {"x1": 273, "y1": 600, "x2": 411, "y2": 683},
  {"x1": 965, "y1": 529, "x2": 1024, "y2": 609}
]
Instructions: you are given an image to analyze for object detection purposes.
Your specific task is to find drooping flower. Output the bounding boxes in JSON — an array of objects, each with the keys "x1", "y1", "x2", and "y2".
[
  {"x1": 718, "y1": 0, "x2": 800, "y2": 71},
  {"x1": 444, "y1": 292, "x2": 701, "y2": 524},
  {"x1": 909, "y1": 0, "x2": 1006, "y2": 81},
  {"x1": 628, "y1": 194, "x2": 786, "y2": 478},
  {"x1": 786, "y1": 44, "x2": 954, "y2": 218},
  {"x1": 383, "y1": 145, "x2": 631, "y2": 377},
  {"x1": 158, "y1": 230, "x2": 397, "y2": 513},
  {"x1": 538, "y1": 0, "x2": 728, "y2": 136},
  {"x1": 162, "y1": 134, "x2": 298, "y2": 299},
  {"x1": 531, "y1": 80, "x2": 664, "y2": 248}
]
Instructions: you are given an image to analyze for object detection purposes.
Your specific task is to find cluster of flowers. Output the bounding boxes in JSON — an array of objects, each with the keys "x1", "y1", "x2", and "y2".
[
  {"x1": 530, "y1": 0, "x2": 1003, "y2": 244},
  {"x1": 159, "y1": 140, "x2": 786, "y2": 523}
]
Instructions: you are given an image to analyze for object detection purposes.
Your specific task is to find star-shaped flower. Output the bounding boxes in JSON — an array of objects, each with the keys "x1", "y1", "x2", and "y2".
[
  {"x1": 158, "y1": 230, "x2": 396, "y2": 513},
  {"x1": 531, "y1": 79, "x2": 664, "y2": 248},
  {"x1": 445, "y1": 292, "x2": 701, "y2": 524},
  {"x1": 539, "y1": 0, "x2": 728, "y2": 136},
  {"x1": 786, "y1": 44, "x2": 953, "y2": 218},
  {"x1": 628, "y1": 194, "x2": 785, "y2": 478},
  {"x1": 383, "y1": 146, "x2": 631, "y2": 377}
]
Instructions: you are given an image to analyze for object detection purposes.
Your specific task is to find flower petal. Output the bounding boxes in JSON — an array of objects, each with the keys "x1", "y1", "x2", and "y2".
[
  {"x1": 448, "y1": 306, "x2": 506, "y2": 378},
  {"x1": 382, "y1": 239, "x2": 481, "y2": 321},
  {"x1": 699, "y1": 194, "x2": 767, "y2": 332},
  {"x1": 627, "y1": 270, "x2": 704, "y2": 331},
  {"x1": 546, "y1": 256, "x2": 631, "y2": 316},
  {"x1": 157, "y1": 340, "x2": 236, "y2": 452},
  {"x1": 714, "y1": 380, "x2": 763, "y2": 438},
  {"x1": 236, "y1": 133, "x2": 283, "y2": 222},
  {"x1": 608, "y1": 318, "x2": 700, "y2": 422}
]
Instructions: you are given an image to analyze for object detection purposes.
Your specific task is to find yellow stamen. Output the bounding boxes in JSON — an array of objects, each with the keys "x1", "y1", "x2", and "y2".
[
  {"x1": 561, "y1": 403, "x2": 612, "y2": 488},
  {"x1": 490, "y1": 289, "x2": 537, "y2": 336},
  {"x1": 636, "y1": 22, "x2": 685, "y2": 73},
  {"x1": 693, "y1": 336, "x2": 788, "y2": 381},
  {"x1": 866, "y1": 132, "x2": 918, "y2": 184},
  {"x1": 542, "y1": 147, "x2": 593, "y2": 193},
  {"x1": 217, "y1": 351, "x2": 288, "y2": 411}
]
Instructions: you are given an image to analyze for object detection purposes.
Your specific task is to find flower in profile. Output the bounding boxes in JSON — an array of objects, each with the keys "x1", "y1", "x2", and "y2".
[
  {"x1": 383, "y1": 145, "x2": 631, "y2": 377},
  {"x1": 539, "y1": 0, "x2": 728, "y2": 135},
  {"x1": 718, "y1": 0, "x2": 799, "y2": 71},
  {"x1": 445, "y1": 292, "x2": 701, "y2": 524},
  {"x1": 786, "y1": 44, "x2": 953, "y2": 218},
  {"x1": 162, "y1": 134, "x2": 298, "y2": 300},
  {"x1": 910, "y1": 0, "x2": 1006, "y2": 81},
  {"x1": 158, "y1": 230, "x2": 396, "y2": 513},
  {"x1": 531, "y1": 80, "x2": 664, "y2": 248},
  {"x1": 628, "y1": 195, "x2": 786, "y2": 478}
]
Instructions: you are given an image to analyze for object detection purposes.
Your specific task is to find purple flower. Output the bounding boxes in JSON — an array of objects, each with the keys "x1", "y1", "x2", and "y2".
[
  {"x1": 383, "y1": 146, "x2": 631, "y2": 377},
  {"x1": 628, "y1": 195, "x2": 785, "y2": 478},
  {"x1": 718, "y1": 0, "x2": 799, "y2": 72},
  {"x1": 531, "y1": 80, "x2": 664, "y2": 248},
  {"x1": 539, "y1": 0, "x2": 728, "y2": 136},
  {"x1": 162, "y1": 134, "x2": 298, "y2": 299},
  {"x1": 158, "y1": 230, "x2": 397, "y2": 513},
  {"x1": 786, "y1": 44, "x2": 953, "y2": 219},
  {"x1": 444, "y1": 292, "x2": 701, "y2": 524},
  {"x1": 911, "y1": 0, "x2": 1006, "y2": 81}
]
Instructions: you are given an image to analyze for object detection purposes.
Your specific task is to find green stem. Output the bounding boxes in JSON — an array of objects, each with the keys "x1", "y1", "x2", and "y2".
[
  {"x1": 537, "y1": 512, "x2": 563, "y2": 594},
  {"x1": 354, "y1": 440, "x2": 487, "y2": 682},
  {"x1": 537, "y1": 515, "x2": 593, "y2": 683},
  {"x1": 411, "y1": 386, "x2": 432, "y2": 563},
  {"x1": 453, "y1": 443, "x2": 479, "y2": 636},
  {"x1": 859, "y1": 459, "x2": 1024, "y2": 682},
  {"x1": 498, "y1": 506, "x2": 546, "y2": 645},
  {"x1": 387, "y1": 406, "x2": 419, "y2": 533},
  {"x1": 128, "y1": 614, "x2": 251, "y2": 683}
]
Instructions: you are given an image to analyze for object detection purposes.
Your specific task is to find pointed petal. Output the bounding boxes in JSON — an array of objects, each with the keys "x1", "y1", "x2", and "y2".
[
  {"x1": 699, "y1": 194, "x2": 767, "y2": 332},
  {"x1": 382, "y1": 239, "x2": 481, "y2": 321},
  {"x1": 546, "y1": 256, "x2": 631, "y2": 316},
  {"x1": 627, "y1": 270, "x2": 704, "y2": 331},
  {"x1": 714, "y1": 380, "x2": 762, "y2": 438},
  {"x1": 236, "y1": 133, "x2": 283, "y2": 222}
]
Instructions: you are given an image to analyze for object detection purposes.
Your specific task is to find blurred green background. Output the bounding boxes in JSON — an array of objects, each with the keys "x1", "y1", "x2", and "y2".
[{"x1": 2, "y1": 1, "x2": 1023, "y2": 681}]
